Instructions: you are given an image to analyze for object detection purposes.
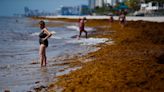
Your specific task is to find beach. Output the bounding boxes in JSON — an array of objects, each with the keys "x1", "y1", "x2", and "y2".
[
  {"x1": 31, "y1": 16, "x2": 164, "y2": 92},
  {"x1": 0, "y1": 16, "x2": 164, "y2": 92},
  {"x1": 0, "y1": 17, "x2": 109, "y2": 92}
]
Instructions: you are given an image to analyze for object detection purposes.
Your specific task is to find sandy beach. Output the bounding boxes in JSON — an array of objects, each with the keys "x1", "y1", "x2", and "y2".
[
  {"x1": 31, "y1": 16, "x2": 164, "y2": 92},
  {"x1": 0, "y1": 17, "x2": 112, "y2": 92},
  {"x1": 45, "y1": 15, "x2": 164, "y2": 22}
]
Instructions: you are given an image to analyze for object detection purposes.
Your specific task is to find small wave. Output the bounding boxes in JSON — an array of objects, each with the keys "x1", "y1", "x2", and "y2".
[
  {"x1": 30, "y1": 31, "x2": 56, "y2": 36},
  {"x1": 66, "y1": 25, "x2": 79, "y2": 31},
  {"x1": 66, "y1": 25, "x2": 94, "y2": 31},
  {"x1": 26, "y1": 48, "x2": 38, "y2": 52},
  {"x1": 0, "y1": 65, "x2": 10, "y2": 70},
  {"x1": 30, "y1": 31, "x2": 63, "y2": 40},
  {"x1": 43, "y1": 20, "x2": 49, "y2": 22},
  {"x1": 51, "y1": 31, "x2": 56, "y2": 34},
  {"x1": 30, "y1": 32, "x2": 40, "y2": 36},
  {"x1": 50, "y1": 36, "x2": 63, "y2": 39},
  {"x1": 67, "y1": 38, "x2": 109, "y2": 45},
  {"x1": 56, "y1": 67, "x2": 82, "y2": 76}
]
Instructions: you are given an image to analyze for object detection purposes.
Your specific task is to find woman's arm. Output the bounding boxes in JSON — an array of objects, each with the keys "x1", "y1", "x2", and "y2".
[{"x1": 43, "y1": 28, "x2": 52, "y2": 40}]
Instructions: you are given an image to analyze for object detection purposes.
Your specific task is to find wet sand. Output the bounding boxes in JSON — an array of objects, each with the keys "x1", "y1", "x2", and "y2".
[{"x1": 32, "y1": 17, "x2": 164, "y2": 92}]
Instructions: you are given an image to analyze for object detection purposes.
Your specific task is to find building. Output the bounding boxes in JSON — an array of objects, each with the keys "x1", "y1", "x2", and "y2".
[
  {"x1": 79, "y1": 5, "x2": 90, "y2": 15},
  {"x1": 106, "y1": 0, "x2": 114, "y2": 6},
  {"x1": 106, "y1": 0, "x2": 127, "y2": 6},
  {"x1": 134, "y1": 1, "x2": 164, "y2": 16},
  {"x1": 140, "y1": 1, "x2": 164, "y2": 12},
  {"x1": 60, "y1": 5, "x2": 90, "y2": 15},
  {"x1": 88, "y1": 0, "x2": 127, "y2": 10},
  {"x1": 89, "y1": 0, "x2": 109, "y2": 8},
  {"x1": 61, "y1": 7, "x2": 74, "y2": 15},
  {"x1": 89, "y1": 0, "x2": 96, "y2": 9},
  {"x1": 24, "y1": 7, "x2": 55, "y2": 17},
  {"x1": 95, "y1": 0, "x2": 105, "y2": 7}
]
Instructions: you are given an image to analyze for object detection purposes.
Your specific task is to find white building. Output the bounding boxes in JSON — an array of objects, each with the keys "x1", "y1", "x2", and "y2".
[
  {"x1": 88, "y1": 0, "x2": 127, "y2": 9},
  {"x1": 88, "y1": 0, "x2": 108, "y2": 8},
  {"x1": 95, "y1": 0, "x2": 105, "y2": 7},
  {"x1": 134, "y1": 1, "x2": 164, "y2": 16},
  {"x1": 140, "y1": 1, "x2": 164, "y2": 11},
  {"x1": 106, "y1": 0, "x2": 127, "y2": 6}
]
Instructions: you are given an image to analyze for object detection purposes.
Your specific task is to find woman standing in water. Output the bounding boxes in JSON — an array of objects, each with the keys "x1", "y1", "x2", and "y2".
[{"x1": 39, "y1": 20, "x2": 52, "y2": 67}]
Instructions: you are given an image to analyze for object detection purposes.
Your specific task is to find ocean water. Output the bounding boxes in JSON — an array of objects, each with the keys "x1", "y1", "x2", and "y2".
[{"x1": 0, "y1": 17, "x2": 108, "y2": 92}]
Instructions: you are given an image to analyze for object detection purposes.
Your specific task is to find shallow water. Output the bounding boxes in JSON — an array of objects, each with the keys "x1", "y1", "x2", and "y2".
[{"x1": 0, "y1": 17, "x2": 109, "y2": 92}]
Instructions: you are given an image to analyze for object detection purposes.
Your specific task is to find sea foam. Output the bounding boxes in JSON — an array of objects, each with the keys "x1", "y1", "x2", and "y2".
[
  {"x1": 66, "y1": 25, "x2": 94, "y2": 31},
  {"x1": 67, "y1": 38, "x2": 109, "y2": 45}
]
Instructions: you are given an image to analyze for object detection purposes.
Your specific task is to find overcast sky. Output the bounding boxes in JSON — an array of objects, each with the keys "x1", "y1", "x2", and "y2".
[{"x1": 0, "y1": 0, "x2": 88, "y2": 16}]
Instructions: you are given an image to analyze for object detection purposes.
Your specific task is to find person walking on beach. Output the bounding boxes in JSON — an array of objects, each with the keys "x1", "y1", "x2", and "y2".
[
  {"x1": 39, "y1": 20, "x2": 52, "y2": 67},
  {"x1": 109, "y1": 15, "x2": 114, "y2": 27},
  {"x1": 119, "y1": 12, "x2": 126, "y2": 27},
  {"x1": 109, "y1": 15, "x2": 114, "y2": 23},
  {"x1": 78, "y1": 17, "x2": 88, "y2": 39}
]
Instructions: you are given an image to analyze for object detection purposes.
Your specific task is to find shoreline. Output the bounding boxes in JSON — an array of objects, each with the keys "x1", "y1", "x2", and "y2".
[
  {"x1": 29, "y1": 17, "x2": 112, "y2": 92},
  {"x1": 40, "y1": 15, "x2": 164, "y2": 22},
  {"x1": 31, "y1": 17, "x2": 164, "y2": 92}
]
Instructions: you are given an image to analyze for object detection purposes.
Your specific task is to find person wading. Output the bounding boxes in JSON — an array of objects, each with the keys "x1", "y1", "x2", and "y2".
[
  {"x1": 39, "y1": 20, "x2": 52, "y2": 67},
  {"x1": 78, "y1": 17, "x2": 88, "y2": 39}
]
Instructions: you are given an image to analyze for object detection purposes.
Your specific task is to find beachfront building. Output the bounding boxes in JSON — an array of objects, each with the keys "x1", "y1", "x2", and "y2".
[
  {"x1": 141, "y1": 1, "x2": 164, "y2": 11},
  {"x1": 133, "y1": 1, "x2": 164, "y2": 16},
  {"x1": 88, "y1": 0, "x2": 109, "y2": 8},
  {"x1": 140, "y1": 1, "x2": 164, "y2": 12},
  {"x1": 89, "y1": 0, "x2": 96, "y2": 9},
  {"x1": 79, "y1": 5, "x2": 90, "y2": 15},
  {"x1": 95, "y1": 0, "x2": 105, "y2": 7},
  {"x1": 61, "y1": 7, "x2": 74, "y2": 15},
  {"x1": 106, "y1": 0, "x2": 127, "y2": 6},
  {"x1": 24, "y1": 7, "x2": 55, "y2": 17},
  {"x1": 88, "y1": 0, "x2": 127, "y2": 9},
  {"x1": 60, "y1": 5, "x2": 90, "y2": 15}
]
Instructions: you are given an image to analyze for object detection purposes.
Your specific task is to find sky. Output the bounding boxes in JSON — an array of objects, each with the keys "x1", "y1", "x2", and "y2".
[{"x1": 0, "y1": 0, "x2": 88, "y2": 16}]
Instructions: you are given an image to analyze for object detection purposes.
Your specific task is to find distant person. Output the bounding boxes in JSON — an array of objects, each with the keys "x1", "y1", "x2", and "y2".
[
  {"x1": 78, "y1": 17, "x2": 88, "y2": 39},
  {"x1": 109, "y1": 15, "x2": 114, "y2": 27},
  {"x1": 109, "y1": 15, "x2": 114, "y2": 23},
  {"x1": 39, "y1": 20, "x2": 52, "y2": 67},
  {"x1": 119, "y1": 12, "x2": 126, "y2": 27}
]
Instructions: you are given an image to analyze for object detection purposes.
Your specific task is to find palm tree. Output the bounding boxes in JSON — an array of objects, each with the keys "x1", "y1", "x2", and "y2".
[{"x1": 125, "y1": 0, "x2": 140, "y2": 11}]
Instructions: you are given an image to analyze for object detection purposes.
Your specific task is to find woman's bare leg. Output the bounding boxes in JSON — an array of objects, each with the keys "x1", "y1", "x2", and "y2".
[
  {"x1": 43, "y1": 46, "x2": 47, "y2": 66},
  {"x1": 39, "y1": 44, "x2": 44, "y2": 67}
]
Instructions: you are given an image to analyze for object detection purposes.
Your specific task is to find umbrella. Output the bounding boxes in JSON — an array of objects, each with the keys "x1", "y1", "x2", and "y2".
[
  {"x1": 119, "y1": 4, "x2": 128, "y2": 9},
  {"x1": 113, "y1": 3, "x2": 128, "y2": 10}
]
